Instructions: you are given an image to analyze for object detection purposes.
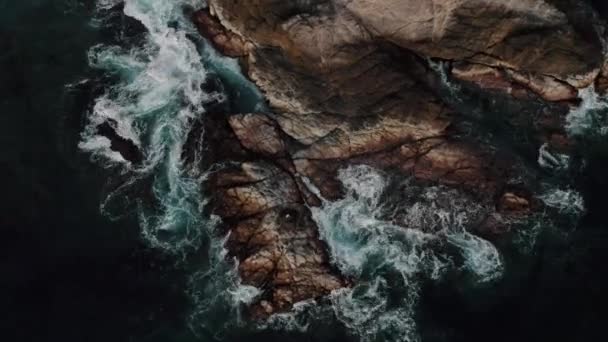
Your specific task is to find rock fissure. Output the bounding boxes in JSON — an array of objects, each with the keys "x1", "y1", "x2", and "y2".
[{"x1": 184, "y1": 0, "x2": 608, "y2": 319}]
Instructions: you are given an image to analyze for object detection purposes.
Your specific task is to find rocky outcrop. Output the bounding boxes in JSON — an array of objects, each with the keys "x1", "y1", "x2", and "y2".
[
  {"x1": 204, "y1": 0, "x2": 603, "y2": 108},
  {"x1": 194, "y1": 107, "x2": 540, "y2": 318},
  {"x1": 211, "y1": 161, "x2": 345, "y2": 317},
  {"x1": 191, "y1": 0, "x2": 607, "y2": 318}
]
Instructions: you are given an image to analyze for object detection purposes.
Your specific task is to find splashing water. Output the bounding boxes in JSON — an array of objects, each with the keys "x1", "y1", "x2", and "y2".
[
  {"x1": 79, "y1": 1, "x2": 566, "y2": 340},
  {"x1": 566, "y1": 86, "x2": 608, "y2": 137},
  {"x1": 96, "y1": 0, "x2": 123, "y2": 10},
  {"x1": 537, "y1": 143, "x2": 570, "y2": 171},
  {"x1": 446, "y1": 231, "x2": 504, "y2": 283},
  {"x1": 539, "y1": 188, "x2": 585, "y2": 216},
  {"x1": 300, "y1": 165, "x2": 504, "y2": 341},
  {"x1": 82, "y1": 0, "x2": 221, "y2": 253},
  {"x1": 81, "y1": 0, "x2": 267, "y2": 336},
  {"x1": 428, "y1": 58, "x2": 462, "y2": 101},
  {"x1": 186, "y1": 231, "x2": 265, "y2": 337},
  {"x1": 260, "y1": 299, "x2": 319, "y2": 333}
]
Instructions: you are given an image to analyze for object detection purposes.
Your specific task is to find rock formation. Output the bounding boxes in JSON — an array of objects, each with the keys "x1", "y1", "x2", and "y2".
[{"x1": 188, "y1": 0, "x2": 608, "y2": 318}]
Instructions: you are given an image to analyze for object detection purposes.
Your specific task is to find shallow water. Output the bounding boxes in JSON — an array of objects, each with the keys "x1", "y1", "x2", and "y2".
[{"x1": 3, "y1": 1, "x2": 608, "y2": 342}]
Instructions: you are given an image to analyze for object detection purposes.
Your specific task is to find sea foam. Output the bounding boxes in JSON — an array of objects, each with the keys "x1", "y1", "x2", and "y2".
[
  {"x1": 85, "y1": 0, "x2": 264, "y2": 336},
  {"x1": 296, "y1": 165, "x2": 503, "y2": 341}
]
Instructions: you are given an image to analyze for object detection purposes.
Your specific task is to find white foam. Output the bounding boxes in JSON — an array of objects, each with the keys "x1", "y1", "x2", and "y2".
[
  {"x1": 84, "y1": 0, "x2": 274, "y2": 337},
  {"x1": 539, "y1": 188, "x2": 585, "y2": 216},
  {"x1": 84, "y1": 0, "x2": 221, "y2": 252},
  {"x1": 300, "y1": 165, "x2": 503, "y2": 341},
  {"x1": 538, "y1": 143, "x2": 570, "y2": 171},
  {"x1": 428, "y1": 58, "x2": 461, "y2": 100},
  {"x1": 96, "y1": 0, "x2": 123, "y2": 10},
  {"x1": 229, "y1": 284, "x2": 261, "y2": 306},
  {"x1": 446, "y1": 230, "x2": 504, "y2": 283},
  {"x1": 260, "y1": 299, "x2": 318, "y2": 333},
  {"x1": 329, "y1": 278, "x2": 419, "y2": 342},
  {"x1": 566, "y1": 86, "x2": 608, "y2": 136},
  {"x1": 83, "y1": 0, "x2": 265, "y2": 337},
  {"x1": 78, "y1": 135, "x2": 128, "y2": 165},
  {"x1": 187, "y1": 231, "x2": 263, "y2": 334},
  {"x1": 308, "y1": 166, "x2": 440, "y2": 279},
  {"x1": 65, "y1": 78, "x2": 90, "y2": 89}
]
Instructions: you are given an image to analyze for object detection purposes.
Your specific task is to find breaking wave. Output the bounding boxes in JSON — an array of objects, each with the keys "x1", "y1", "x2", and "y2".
[
  {"x1": 82, "y1": 0, "x2": 219, "y2": 252},
  {"x1": 566, "y1": 86, "x2": 608, "y2": 137},
  {"x1": 81, "y1": 1, "x2": 589, "y2": 340},
  {"x1": 539, "y1": 188, "x2": 585, "y2": 217},
  {"x1": 538, "y1": 143, "x2": 571, "y2": 171},
  {"x1": 82, "y1": 0, "x2": 266, "y2": 336},
  {"x1": 299, "y1": 165, "x2": 504, "y2": 341}
]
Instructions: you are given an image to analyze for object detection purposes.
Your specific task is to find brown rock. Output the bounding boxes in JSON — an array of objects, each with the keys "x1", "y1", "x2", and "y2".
[
  {"x1": 208, "y1": 0, "x2": 603, "y2": 111},
  {"x1": 212, "y1": 162, "x2": 300, "y2": 218},
  {"x1": 227, "y1": 206, "x2": 345, "y2": 317},
  {"x1": 192, "y1": 9, "x2": 250, "y2": 57},
  {"x1": 229, "y1": 113, "x2": 286, "y2": 156},
  {"x1": 209, "y1": 159, "x2": 345, "y2": 318},
  {"x1": 498, "y1": 192, "x2": 531, "y2": 214},
  {"x1": 194, "y1": 0, "x2": 605, "y2": 319},
  {"x1": 452, "y1": 62, "x2": 579, "y2": 101}
]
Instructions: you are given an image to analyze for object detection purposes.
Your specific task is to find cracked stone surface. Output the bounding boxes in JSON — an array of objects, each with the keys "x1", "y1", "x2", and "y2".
[
  {"x1": 186, "y1": 0, "x2": 608, "y2": 319},
  {"x1": 204, "y1": 0, "x2": 604, "y2": 114},
  {"x1": 198, "y1": 108, "x2": 539, "y2": 319},
  {"x1": 208, "y1": 159, "x2": 346, "y2": 318}
]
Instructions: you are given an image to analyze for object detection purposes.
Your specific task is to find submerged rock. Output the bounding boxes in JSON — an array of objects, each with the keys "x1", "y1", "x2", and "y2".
[
  {"x1": 95, "y1": 120, "x2": 143, "y2": 165},
  {"x1": 190, "y1": 0, "x2": 606, "y2": 319}
]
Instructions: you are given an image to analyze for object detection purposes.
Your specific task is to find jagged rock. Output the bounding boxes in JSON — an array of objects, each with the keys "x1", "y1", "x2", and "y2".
[
  {"x1": 451, "y1": 63, "x2": 539, "y2": 100},
  {"x1": 192, "y1": 9, "x2": 250, "y2": 57},
  {"x1": 192, "y1": 0, "x2": 607, "y2": 319},
  {"x1": 227, "y1": 206, "x2": 345, "y2": 317},
  {"x1": 290, "y1": 97, "x2": 450, "y2": 160},
  {"x1": 204, "y1": 0, "x2": 604, "y2": 111},
  {"x1": 200, "y1": 108, "x2": 535, "y2": 318},
  {"x1": 350, "y1": 0, "x2": 601, "y2": 89},
  {"x1": 229, "y1": 113, "x2": 286, "y2": 156},
  {"x1": 210, "y1": 160, "x2": 345, "y2": 318},
  {"x1": 452, "y1": 62, "x2": 579, "y2": 102},
  {"x1": 211, "y1": 162, "x2": 300, "y2": 218},
  {"x1": 498, "y1": 192, "x2": 531, "y2": 213}
]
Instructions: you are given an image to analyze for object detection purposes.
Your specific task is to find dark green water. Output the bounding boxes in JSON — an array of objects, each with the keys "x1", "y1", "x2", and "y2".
[
  {"x1": 0, "y1": 1, "x2": 194, "y2": 341},
  {"x1": 2, "y1": 1, "x2": 608, "y2": 341}
]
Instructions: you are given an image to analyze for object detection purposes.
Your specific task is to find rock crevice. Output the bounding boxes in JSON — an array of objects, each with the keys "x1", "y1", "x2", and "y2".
[{"x1": 187, "y1": 0, "x2": 607, "y2": 318}]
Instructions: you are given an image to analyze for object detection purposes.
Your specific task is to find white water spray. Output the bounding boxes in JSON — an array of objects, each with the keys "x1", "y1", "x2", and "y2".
[
  {"x1": 82, "y1": 0, "x2": 219, "y2": 253},
  {"x1": 539, "y1": 188, "x2": 585, "y2": 216},
  {"x1": 538, "y1": 143, "x2": 570, "y2": 171},
  {"x1": 83, "y1": 0, "x2": 266, "y2": 336},
  {"x1": 299, "y1": 165, "x2": 503, "y2": 341},
  {"x1": 566, "y1": 86, "x2": 608, "y2": 137}
]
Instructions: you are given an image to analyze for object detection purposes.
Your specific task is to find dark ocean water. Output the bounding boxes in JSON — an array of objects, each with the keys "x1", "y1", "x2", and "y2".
[
  {"x1": 0, "y1": 1, "x2": 194, "y2": 341},
  {"x1": 1, "y1": 1, "x2": 608, "y2": 342}
]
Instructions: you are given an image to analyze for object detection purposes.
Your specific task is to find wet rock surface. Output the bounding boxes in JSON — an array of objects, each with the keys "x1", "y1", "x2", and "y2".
[
  {"x1": 191, "y1": 106, "x2": 542, "y2": 318},
  {"x1": 203, "y1": 0, "x2": 603, "y2": 110},
  {"x1": 189, "y1": 0, "x2": 608, "y2": 318}
]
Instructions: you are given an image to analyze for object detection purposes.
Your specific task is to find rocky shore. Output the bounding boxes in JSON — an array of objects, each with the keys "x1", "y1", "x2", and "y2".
[
  {"x1": 181, "y1": 0, "x2": 608, "y2": 319},
  {"x1": 84, "y1": 0, "x2": 607, "y2": 319}
]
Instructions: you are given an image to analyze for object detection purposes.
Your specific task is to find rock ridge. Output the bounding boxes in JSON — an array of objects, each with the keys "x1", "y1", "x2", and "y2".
[{"x1": 186, "y1": 0, "x2": 607, "y2": 318}]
